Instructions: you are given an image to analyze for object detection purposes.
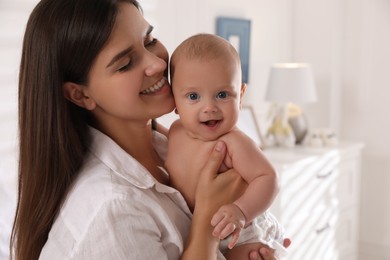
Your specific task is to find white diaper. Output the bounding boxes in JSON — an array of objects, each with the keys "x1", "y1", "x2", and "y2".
[{"x1": 219, "y1": 211, "x2": 287, "y2": 258}]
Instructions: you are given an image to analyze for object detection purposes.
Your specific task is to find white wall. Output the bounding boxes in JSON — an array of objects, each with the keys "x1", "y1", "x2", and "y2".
[
  {"x1": 292, "y1": 0, "x2": 390, "y2": 259},
  {"x1": 342, "y1": 0, "x2": 390, "y2": 258},
  {"x1": 292, "y1": 0, "x2": 345, "y2": 132},
  {"x1": 0, "y1": 1, "x2": 38, "y2": 257},
  {"x1": 0, "y1": 1, "x2": 37, "y2": 186}
]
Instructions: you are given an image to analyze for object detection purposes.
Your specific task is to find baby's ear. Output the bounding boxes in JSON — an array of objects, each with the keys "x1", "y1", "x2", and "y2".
[
  {"x1": 239, "y1": 83, "x2": 247, "y2": 107},
  {"x1": 63, "y1": 82, "x2": 96, "y2": 110}
]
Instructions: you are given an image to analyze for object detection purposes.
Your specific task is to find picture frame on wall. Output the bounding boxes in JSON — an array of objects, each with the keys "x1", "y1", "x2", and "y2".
[
  {"x1": 216, "y1": 17, "x2": 251, "y2": 83},
  {"x1": 237, "y1": 106, "x2": 265, "y2": 149}
]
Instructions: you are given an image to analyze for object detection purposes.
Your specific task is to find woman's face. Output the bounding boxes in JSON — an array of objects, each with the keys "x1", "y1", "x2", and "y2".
[{"x1": 84, "y1": 3, "x2": 174, "y2": 126}]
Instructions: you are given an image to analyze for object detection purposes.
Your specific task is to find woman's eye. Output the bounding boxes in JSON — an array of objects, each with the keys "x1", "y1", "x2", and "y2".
[
  {"x1": 187, "y1": 93, "x2": 199, "y2": 101},
  {"x1": 146, "y1": 37, "x2": 158, "y2": 47},
  {"x1": 217, "y1": 91, "x2": 229, "y2": 99},
  {"x1": 117, "y1": 60, "x2": 132, "y2": 72}
]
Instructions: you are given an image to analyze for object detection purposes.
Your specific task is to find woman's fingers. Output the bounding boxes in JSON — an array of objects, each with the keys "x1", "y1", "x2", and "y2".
[
  {"x1": 194, "y1": 141, "x2": 229, "y2": 214},
  {"x1": 259, "y1": 247, "x2": 274, "y2": 260},
  {"x1": 283, "y1": 238, "x2": 291, "y2": 248},
  {"x1": 248, "y1": 247, "x2": 274, "y2": 260},
  {"x1": 197, "y1": 140, "x2": 245, "y2": 205},
  {"x1": 250, "y1": 238, "x2": 291, "y2": 260},
  {"x1": 249, "y1": 250, "x2": 261, "y2": 260},
  {"x1": 200, "y1": 141, "x2": 226, "y2": 182}
]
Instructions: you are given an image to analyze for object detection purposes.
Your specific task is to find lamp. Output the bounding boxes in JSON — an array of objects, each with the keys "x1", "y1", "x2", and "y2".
[{"x1": 265, "y1": 63, "x2": 317, "y2": 144}]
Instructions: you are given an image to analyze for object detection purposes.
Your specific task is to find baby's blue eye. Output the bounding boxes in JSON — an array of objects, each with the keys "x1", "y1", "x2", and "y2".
[
  {"x1": 217, "y1": 91, "x2": 229, "y2": 99},
  {"x1": 187, "y1": 93, "x2": 199, "y2": 101}
]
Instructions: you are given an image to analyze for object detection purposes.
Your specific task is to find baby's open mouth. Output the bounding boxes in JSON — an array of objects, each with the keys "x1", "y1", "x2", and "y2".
[{"x1": 202, "y1": 120, "x2": 220, "y2": 127}]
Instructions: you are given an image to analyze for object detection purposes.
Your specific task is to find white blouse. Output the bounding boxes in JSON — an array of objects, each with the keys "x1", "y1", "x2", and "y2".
[{"x1": 40, "y1": 127, "x2": 223, "y2": 259}]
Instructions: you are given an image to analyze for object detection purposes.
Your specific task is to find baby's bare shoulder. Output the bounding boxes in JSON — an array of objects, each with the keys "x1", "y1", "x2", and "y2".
[
  {"x1": 220, "y1": 128, "x2": 251, "y2": 144},
  {"x1": 219, "y1": 129, "x2": 260, "y2": 157}
]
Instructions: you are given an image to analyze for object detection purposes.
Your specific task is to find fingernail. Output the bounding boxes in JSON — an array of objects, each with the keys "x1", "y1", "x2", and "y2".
[{"x1": 215, "y1": 141, "x2": 224, "y2": 152}]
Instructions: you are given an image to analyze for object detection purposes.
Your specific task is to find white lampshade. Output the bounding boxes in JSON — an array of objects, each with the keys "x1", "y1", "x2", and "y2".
[{"x1": 265, "y1": 63, "x2": 317, "y2": 103}]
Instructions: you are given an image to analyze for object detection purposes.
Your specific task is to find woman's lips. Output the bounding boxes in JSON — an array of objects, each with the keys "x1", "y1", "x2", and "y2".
[{"x1": 140, "y1": 77, "x2": 167, "y2": 95}]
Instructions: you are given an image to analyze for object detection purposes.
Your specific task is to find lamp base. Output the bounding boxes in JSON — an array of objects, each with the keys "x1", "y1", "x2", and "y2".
[
  {"x1": 265, "y1": 104, "x2": 296, "y2": 148},
  {"x1": 286, "y1": 103, "x2": 308, "y2": 144},
  {"x1": 288, "y1": 115, "x2": 308, "y2": 144}
]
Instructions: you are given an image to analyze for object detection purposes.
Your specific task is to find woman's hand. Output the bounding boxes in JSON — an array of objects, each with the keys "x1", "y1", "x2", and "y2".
[
  {"x1": 223, "y1": 239, "x2": 290, "y2": 260},
  {"x1": 182, "y1": 141, "x2": 247, "y2": 260},
  {"x1": 248, "y1": 239, "x2": 291, "y2": 260},
  {"x1": 195, "y1": 141, "x2": 248, "y2": 216}
]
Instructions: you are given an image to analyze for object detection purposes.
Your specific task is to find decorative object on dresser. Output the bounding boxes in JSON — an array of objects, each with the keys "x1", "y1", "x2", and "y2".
[
  {"x1": 237, "y1": 106, "x2": 265, "y2": 149},
  {"x1": 266, "y1": 143, "x2": 364, "y2": 259},
  {"x1": 265, "y1": 63, "x2": 318, "y2": 145},
  {"x1": 304, "y1": 128, "x2": 339, "y2": 148}
]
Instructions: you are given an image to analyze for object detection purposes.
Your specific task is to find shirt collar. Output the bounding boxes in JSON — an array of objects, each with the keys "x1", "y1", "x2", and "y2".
[{"x1": 87, "y1": 126, "x2": 169, "y2": 190}]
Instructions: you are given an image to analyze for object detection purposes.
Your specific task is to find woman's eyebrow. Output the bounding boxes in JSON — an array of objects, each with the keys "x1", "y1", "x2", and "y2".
[
  {"x1": 106, "y1": 26, "x2": 153, "y2": 68},
  {"x1": 106, "y1": 46, "x2": 133, "y2": 68}
]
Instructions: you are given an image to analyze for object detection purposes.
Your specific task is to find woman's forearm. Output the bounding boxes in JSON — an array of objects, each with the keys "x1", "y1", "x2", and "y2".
[
  {"x1": 182, "y1": 141, "x2": 247, "y2": 259},
  {"x1": 181, "y1": 141, "x2": 227, "y2": 259},
  {"x1": 182, "y1": 207, "x2": 219, "y2": 260}
]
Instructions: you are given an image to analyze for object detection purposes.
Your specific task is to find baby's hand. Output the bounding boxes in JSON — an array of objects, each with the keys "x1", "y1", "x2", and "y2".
[{"x1": 210, "y1": 203, "x2": 246, "y2": 249}]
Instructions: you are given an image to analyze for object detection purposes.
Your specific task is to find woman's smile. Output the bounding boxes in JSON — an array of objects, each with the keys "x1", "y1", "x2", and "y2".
[{"x1": 140, "y1": 77, "x2": 167, "y2": 94}]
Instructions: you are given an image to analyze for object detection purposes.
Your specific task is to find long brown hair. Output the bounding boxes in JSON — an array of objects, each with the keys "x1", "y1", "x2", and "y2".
[{"x1": 10, "y1": 0, "x2": 140, "y2": 259}]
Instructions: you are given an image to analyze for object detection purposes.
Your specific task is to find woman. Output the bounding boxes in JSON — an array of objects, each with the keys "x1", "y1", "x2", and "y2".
[{"x1": 11, "y1": 0, "x2": 285, "y2": 259}]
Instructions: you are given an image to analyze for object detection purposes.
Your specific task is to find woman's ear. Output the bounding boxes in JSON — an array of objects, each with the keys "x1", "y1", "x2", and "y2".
[
  {"x1": 239, "y1": 83, "x2": 247, "y2": 108},
  {"x1": 63, "y1": 82, "x2": 96, "y2": 110}
]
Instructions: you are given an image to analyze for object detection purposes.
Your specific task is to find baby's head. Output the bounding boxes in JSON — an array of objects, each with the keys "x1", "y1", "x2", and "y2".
[
  {"x1": 170, "y1": 34, "x2": 246, "y2": 141},
  {"x1": 170, "y1": 33, "x2": 243, "y2": 84}
]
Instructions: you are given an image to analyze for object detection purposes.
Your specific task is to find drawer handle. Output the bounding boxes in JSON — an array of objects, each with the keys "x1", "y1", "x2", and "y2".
[
  {"x1": 316, "y1": 222, "x2": 330, "y2": 234},
  {"x1": 317, "y1": 170, "x2": 333, "y2": 179}
]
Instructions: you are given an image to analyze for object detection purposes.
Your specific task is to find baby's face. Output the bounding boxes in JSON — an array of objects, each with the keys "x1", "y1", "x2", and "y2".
[{"x1": 171, "y1": 56, "x2": 243, "y2": 141}]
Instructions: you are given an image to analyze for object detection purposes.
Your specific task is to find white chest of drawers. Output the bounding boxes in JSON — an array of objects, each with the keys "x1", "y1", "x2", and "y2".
[{"x1": 265, "y1": 143, "x2": 364, "y2": 260}]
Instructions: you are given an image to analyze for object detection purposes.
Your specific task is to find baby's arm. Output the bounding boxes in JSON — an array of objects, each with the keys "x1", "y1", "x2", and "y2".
[
  {"x1": 211, "y1": 130, "x2": 278, "y2": 246},
  {"x1": 228, "y1": 130, "x2": 278, "y2": 222}
]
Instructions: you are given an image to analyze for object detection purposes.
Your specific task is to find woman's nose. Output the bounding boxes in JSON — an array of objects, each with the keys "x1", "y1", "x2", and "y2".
[{"x1": 144, "y1": 51, "x2": 167, "y2": 76}]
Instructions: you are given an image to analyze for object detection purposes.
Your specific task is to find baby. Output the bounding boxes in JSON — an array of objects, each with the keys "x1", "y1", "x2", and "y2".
[{"x1": 165, "y1": 34, "x2": 286, "y2": 259}]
